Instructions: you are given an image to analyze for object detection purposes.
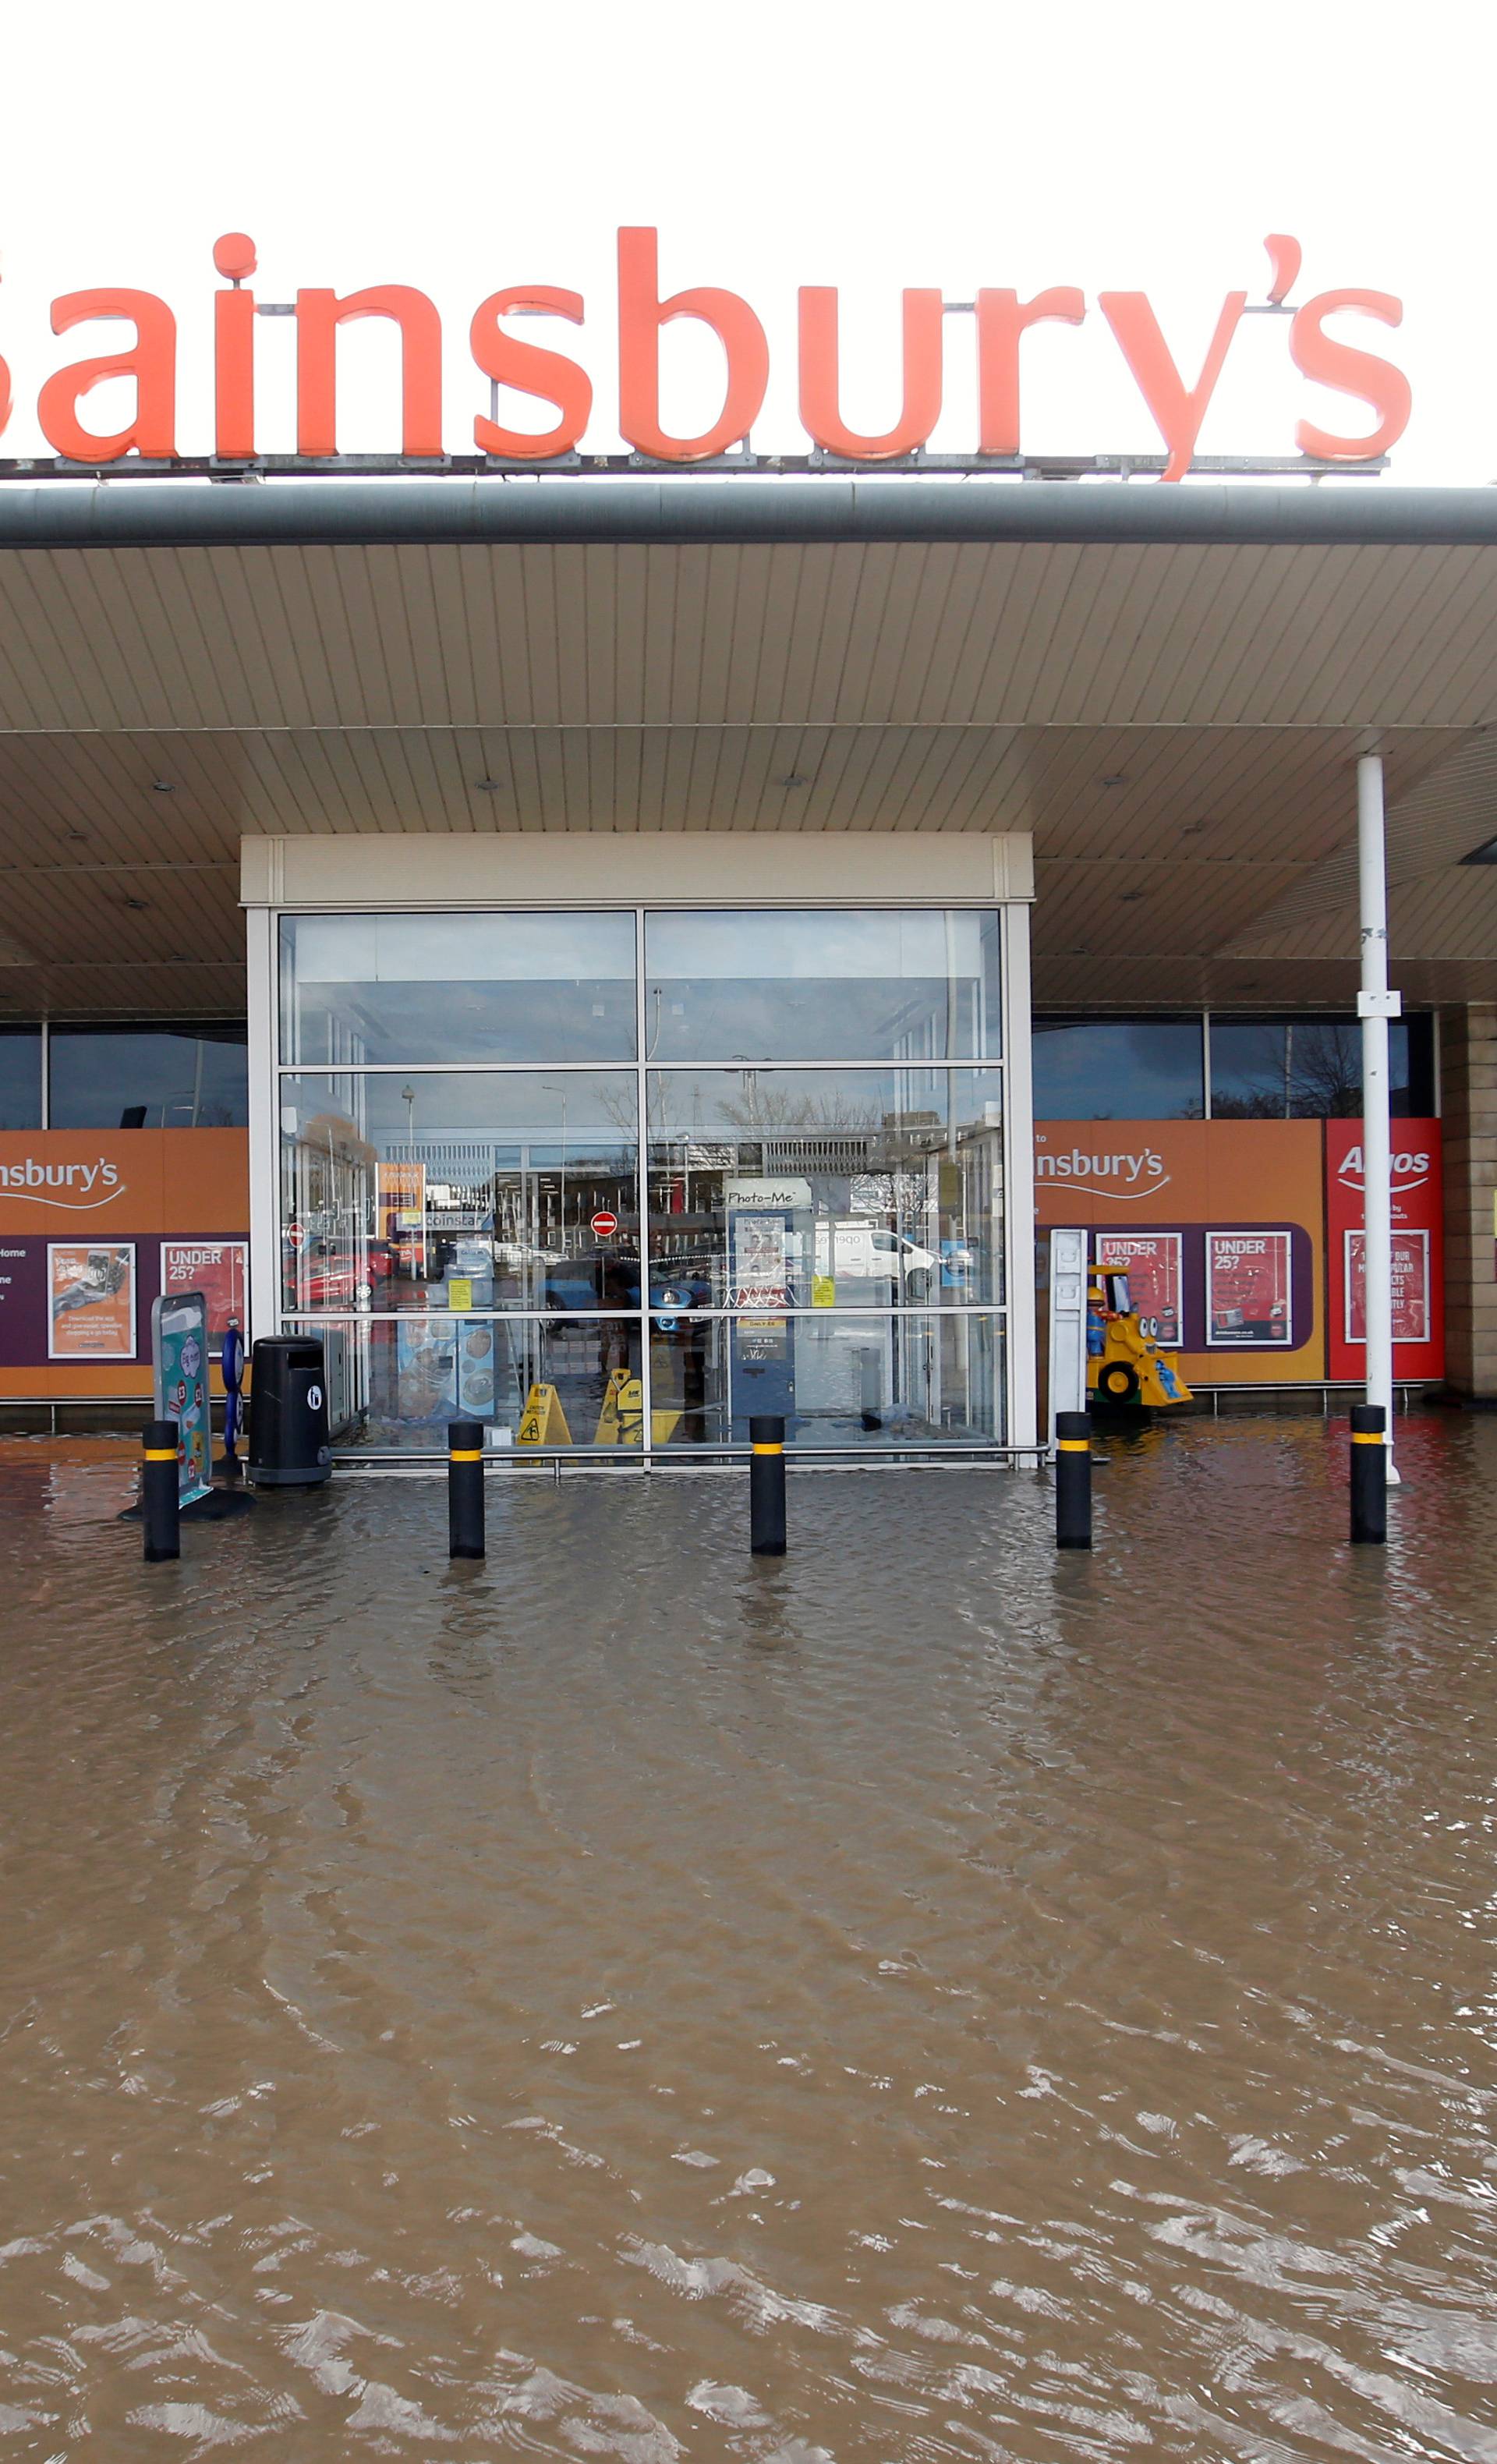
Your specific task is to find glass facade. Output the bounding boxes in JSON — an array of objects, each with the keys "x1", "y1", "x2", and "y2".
[
  {"x1": 0, "y1": 1028, "x2": 43, "y2": 1129},
  {"x1": 1035, "y1": 1013, "x2": 1432, "y2": 1120},
  {"x1": 275, "y1": 910, "x2": 1010, "y2": 1454},
  {"x1": 48, "y1": 1025, "x2": 249, "y2": 1129},
  {"x1": 1209, "y1": 1016, "x2": 1421, "y2": 1118},
  {"x1": 1032, "y1": 1018, "x2": 1204, "y2": 1120}
]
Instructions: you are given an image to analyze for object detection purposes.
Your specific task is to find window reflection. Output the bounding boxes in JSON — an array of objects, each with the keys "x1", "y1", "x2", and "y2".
[
  {"x1": 48, "y1": 1026, "x2": 248, "y2": 1129},
  {"x1": 280, "y1": 912, "x2": 638, "y2": 1066},
  {"x1": 1032, "y1": 1018, "x2": 1203, "y2": 1120},
  {"x1": 278, "y1": 1071, "x2": 637, "y2": 1313},
  {"x1": 649, "y1": 1311, "x2": 1005, "y2": 1446},
  {"x1": 646, "y1": 1067, "x2": 1004, "y2": 1306},
  {"x1": 1209, "y1": 1018, "x2": 1414, "y2": 1119},
  {"x1": 644, "y1": 910, "x2": 1001, "y2": 1061},
  {"x1": 0, "y1": 1029, "x2": 42, "y2": 1130},
  {"x1": 288, "y1": 1315, "x2": 642, "y2": 1451}
]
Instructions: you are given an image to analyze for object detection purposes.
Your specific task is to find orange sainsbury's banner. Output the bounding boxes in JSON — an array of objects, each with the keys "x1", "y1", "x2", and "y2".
[
  {"x1": 0, "y1": 1130, "x2": 248, "y2": 1397},
  {"x1": 1035, "y1": 1119, "x2": 1328, "y2": 1384},
  {"x1": 1, "y1": 228, "x2": 1411, "y2": 476}
]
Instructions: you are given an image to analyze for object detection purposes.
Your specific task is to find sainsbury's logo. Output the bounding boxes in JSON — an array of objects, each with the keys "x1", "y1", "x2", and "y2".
[
  {"x1": 0, "y1": 1156, "x2": 124, "y2": 1207},
  {"x1": 1036, "y1": 1145, "x2": 1170, "y2": 1202},
  {"x1": 1336, "y1": 1144, "x2": 1431, "y2": 1195}
]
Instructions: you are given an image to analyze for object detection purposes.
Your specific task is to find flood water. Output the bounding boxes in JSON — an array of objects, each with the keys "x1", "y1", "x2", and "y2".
[{"x1": 1, "y1": 1416, "x2": 1495, "y2": 2462}]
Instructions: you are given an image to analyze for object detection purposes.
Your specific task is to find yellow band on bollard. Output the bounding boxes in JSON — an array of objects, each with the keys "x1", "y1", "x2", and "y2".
[
  {"x1": 143, "y1": 1447, "x2": 178, "y2": 1462},
  {"x1": 449, "y1": 1449, "x2": 483, "y2": 1463},
  {"x1": 1350, "y1": 1432, "x2": 1385, "y2": 1446},
  {"x1": 1056, "y1": 1439, "x2": 1090, "y2": 1453},
  {"x1": 751, "y1": 1443, "x2": 784, "y2": 1456}
]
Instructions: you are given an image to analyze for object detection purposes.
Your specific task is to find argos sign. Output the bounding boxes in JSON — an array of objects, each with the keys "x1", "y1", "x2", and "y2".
[
  {"x1": 1334, "y1": 1142, "x2": 1435, "y2": 1196},
  {"x1": 1325, "y1": 1118, "x2": 1444, "y2": 1382},
  {"x1": 0, "y1": 227, "x2": 1411, "y2": 480}
]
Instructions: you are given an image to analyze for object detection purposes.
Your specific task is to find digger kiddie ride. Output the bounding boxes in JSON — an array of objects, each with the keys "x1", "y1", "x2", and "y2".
[{"x1": 1086, "y1": 1269, "x2": 1192, "y2": 1411}]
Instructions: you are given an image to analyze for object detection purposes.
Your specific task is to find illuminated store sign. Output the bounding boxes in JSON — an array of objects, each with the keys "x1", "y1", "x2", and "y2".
[{"x1": 0, "y1": 227, "x2": 1410, "y2": 479}]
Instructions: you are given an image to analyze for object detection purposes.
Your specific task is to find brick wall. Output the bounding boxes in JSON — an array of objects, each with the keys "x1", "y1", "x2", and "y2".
[{"x1": 1439, "y1": 1004, "x2": 1497, "y2": 1398}]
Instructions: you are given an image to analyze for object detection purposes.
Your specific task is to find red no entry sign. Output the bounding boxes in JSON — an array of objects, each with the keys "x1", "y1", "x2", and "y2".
[{"x1": 591, "y1": 1209, "x2": 618, "y2": 1238}]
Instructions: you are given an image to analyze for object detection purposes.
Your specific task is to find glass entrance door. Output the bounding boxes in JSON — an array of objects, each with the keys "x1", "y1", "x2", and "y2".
[{"x1": 274, "y1": 905, "x2": 1011, "y2": 1455}]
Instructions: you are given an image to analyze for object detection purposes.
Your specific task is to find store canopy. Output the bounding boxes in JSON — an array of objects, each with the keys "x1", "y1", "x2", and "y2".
[{"x1": 2, "y1": 476, "x2": 1496, "y2": 1018}]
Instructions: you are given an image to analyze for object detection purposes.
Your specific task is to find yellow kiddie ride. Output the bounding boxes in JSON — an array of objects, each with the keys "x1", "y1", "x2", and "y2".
[{"x1": 1086, "y1": 1269, "x2": 1193, "y2": 1410}]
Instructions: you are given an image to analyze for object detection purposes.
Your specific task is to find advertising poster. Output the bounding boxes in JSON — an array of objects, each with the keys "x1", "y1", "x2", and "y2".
[
  {"x1": 1094, "y1": 1231, "x2": 1182, "y2": 1345},
  {"x1": 1205, "y1": 1230, "x2": 1293, "y2": 1346},
  {"x1": 377, "y1": 1160, "x2": 427, "y2": 1269},
  {"x1": 1035, "y1": 1120, "x2": 1325, "y2": 1381},
  {"x1": 152, "y1": 1290, "x2": 212, "y2": 1505},
  {"x1": 161, "y1": 1238, "x2": 248, "y2": 1355},
  {"x1": 0, "y1": 1129, "x2": 248, "y2": 1399},
  {"x1": 1344, "y1": 1230, "x2": 1432, "y2": 1345},
  {"x1": 455, "y1": 1319, "x2": 498, "y2": 1417},
  {"x1": 48, "y1": 1242, "x2": 136, "y2": 1359},
  {"x1": 395, "y1": 1316, "x2": 458, "y2": 1423},
  {"x1": 1325, "y1": 1120, "x2": 1444, "y2": 1382},
  {"x1": 731, "y1": 1215, "x2": 791, "y2": 1309}
]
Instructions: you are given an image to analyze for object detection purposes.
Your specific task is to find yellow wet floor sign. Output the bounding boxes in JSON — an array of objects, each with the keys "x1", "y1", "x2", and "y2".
[
  {"x1": 516, "y1": 1382, "x2": 572, "y2": 1446},
  {"x1": 594, "y1": 1367, "x2": 681, "y2": 1446}
]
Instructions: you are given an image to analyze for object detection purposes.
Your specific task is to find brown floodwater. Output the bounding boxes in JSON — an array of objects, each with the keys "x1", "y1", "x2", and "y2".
[{"x1": 1, "y1": 1415, "x2": 1495, "y2": 2462}]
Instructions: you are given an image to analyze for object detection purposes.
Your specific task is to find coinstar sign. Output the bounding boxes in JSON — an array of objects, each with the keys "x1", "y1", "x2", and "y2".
[{"x1": 151, "y1": 1288, "x2": 213, "y2": 1507}]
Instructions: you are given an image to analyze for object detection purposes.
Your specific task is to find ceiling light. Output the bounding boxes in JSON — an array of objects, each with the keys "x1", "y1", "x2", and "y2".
[
  {"x1": 150, "y1": 779, "x2": 175, "y2": 795},
  {"x1": 774, "y1": 774, "x2": 810, "y2": 789},
  {"x1": 1100, "y1": 774, "x2": 1127, "y2": 788},
  {"x1": 123, "y1": 896, "x2": 150, "y2": 911},
  {"x1": 474, "y1": 778, "x2": 504, "y2": 793}
]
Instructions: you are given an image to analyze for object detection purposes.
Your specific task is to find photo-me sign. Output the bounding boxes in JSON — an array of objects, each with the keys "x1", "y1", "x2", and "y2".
[{"x1": 1, "y1": 228, "x2": 1410, "y2": 476}]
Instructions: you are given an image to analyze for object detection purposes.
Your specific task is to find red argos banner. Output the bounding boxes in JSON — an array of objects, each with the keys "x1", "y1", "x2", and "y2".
[{"x1": 1325, "y1": 1119, "x2": 1444, "y2": 1382}]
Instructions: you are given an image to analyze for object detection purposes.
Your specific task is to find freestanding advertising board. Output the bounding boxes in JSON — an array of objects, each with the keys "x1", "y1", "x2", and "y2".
[{"x1": 151, "y1": 1288, "x2": 214, "y2": 1507}]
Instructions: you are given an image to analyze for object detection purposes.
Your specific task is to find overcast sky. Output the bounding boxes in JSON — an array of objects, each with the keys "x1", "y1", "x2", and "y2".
[{"x1": 0, "y1": 0, "x2": 1489, "y2": 480}]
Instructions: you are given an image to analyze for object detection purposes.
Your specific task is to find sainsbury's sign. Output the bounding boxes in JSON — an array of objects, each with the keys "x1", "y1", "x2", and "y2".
[
  {"x1": 0, "y1": 228, "x2": 1410, "y2": 480},
  {"x1": 1035, "y1": 1144, "x2": 1170, "y2": 1201},
  {"x1": 0, "y1": 1155, "x2": 125, "y2": 1206}
]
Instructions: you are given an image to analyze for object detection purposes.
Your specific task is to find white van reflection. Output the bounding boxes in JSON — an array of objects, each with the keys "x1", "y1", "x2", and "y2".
[{"x1": 814, "y1": 1220, "x2": 942, "y2": 1301}]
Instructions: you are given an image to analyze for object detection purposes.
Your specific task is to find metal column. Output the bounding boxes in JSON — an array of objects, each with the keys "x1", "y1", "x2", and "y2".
[{"x1": 1357, "y1": 752, "x2": 1401, "y2": 1484}]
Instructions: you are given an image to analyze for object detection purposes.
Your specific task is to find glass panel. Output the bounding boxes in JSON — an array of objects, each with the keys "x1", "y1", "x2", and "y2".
[
  {"x1": 288, "y1": 1315, "x2": 641, "y2": 1453},
  {"x1": 48, "y1": 1025, "x2": 247, "y2": 1128},
  {"x1": 0, "y1": 1028, "x2": 42, "y2": 1129},
  {"x1": 646, "y1": 1067, "x2": 1005, "y2": 1306},
  {"x1": 1210, "y1": 1017, "x2": 1416, "y2": 1119},
  {"x1": 644, "y1": 909, "x2": 1001, "y2": 1061},
  {"x1": 649, "y1": 1311, "x2": 1006, "y2": 1447},
  {"x1": 280, "y1": 912, "x2": 638, "y2": 1066},
  {"x1": 278, "y1": 1071, "x2": 637, "y2": 1313},
  {"x1": 1032, "y1": 1018, "x2": 1203, "y2": 1120}
]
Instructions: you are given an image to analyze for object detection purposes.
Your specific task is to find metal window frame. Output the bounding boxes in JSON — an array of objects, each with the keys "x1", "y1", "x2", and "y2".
[{"x1": 253, "y1": 895, "x2": 1037, "y2": 1465}]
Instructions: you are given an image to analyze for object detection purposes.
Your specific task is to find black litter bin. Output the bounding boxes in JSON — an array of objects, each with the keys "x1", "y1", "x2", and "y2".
[{"x1": 247, "y1": 1335, "x2": 332, "y2": 1486}]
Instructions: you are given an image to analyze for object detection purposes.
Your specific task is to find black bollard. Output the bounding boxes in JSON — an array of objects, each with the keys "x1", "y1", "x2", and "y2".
[
  {"x1": 749, "y1": 1414, "x2": 787, "y2": 1556},
  {"x1": 1349, "y1": 1403, "x2": 1387, "y2": 1545},
  {"x1": 1054, "y1": 1410, "x2": 1092, "y2": 1549},
  {"x1": 142, "y1": 1418, "x2": 181, "y2": 1563},
  {"x1": 448, "y1": 1419, "x2": 486, "y2": 1559}
]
